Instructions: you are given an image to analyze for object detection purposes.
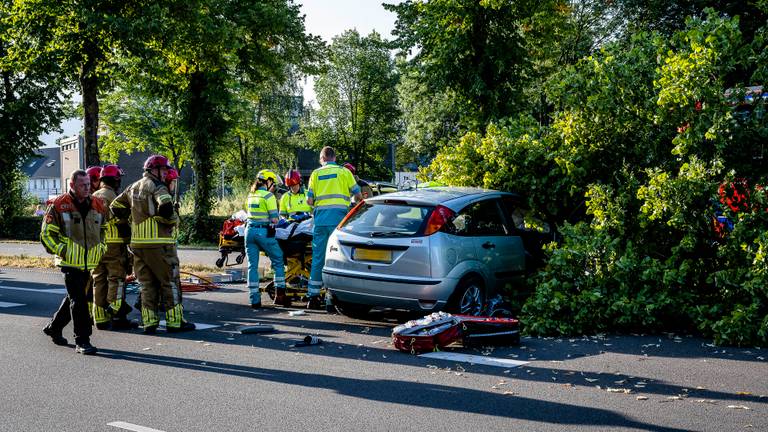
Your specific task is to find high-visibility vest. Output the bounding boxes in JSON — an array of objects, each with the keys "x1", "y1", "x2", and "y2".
[
  {"x1": 279, "y1": 189, "x2": 311, "y2": 218},
  {"x1": 93, "y1": 185, "x2": 129, "y2": 244},
  {"x1": 308, "y1": 163, "x2": 358, "y2": 211},
  {"x1": 40, "y1": 193, "x2": 108, "y2": 271},
  {"x1": 247, "y1": 188, "x2": 278, "y2": 224},
  {"x1": 111, "y1": 173, "x2": 177, "y2": 248}
]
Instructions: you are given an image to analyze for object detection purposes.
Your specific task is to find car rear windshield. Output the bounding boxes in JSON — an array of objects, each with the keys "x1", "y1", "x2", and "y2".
[{"x1": 340, "y1": 202, "x2": 433, "y2": 237}]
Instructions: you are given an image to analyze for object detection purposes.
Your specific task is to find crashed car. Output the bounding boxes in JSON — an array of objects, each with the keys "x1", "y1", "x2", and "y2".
[{"x1": 323, "y1": 187, "x2": 554, "y2": 317}]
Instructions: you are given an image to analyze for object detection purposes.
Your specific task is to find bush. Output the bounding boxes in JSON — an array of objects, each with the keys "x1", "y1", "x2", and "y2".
[
  {"x1": 176, "y1": 215, "x2": 228, "y2": 246},
  {"x1": 0, "y1": 216, "x2": 42, "y2": 241}
]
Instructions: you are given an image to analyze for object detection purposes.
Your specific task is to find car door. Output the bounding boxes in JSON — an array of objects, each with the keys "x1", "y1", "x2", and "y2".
[{"x1": 455, "y1": 198, "x2": 525, "y2": 288}]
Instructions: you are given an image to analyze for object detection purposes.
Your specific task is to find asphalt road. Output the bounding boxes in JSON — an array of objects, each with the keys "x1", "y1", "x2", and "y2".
[{"x1": 1, "y1": 267, "x2": 766, "y2": 432}]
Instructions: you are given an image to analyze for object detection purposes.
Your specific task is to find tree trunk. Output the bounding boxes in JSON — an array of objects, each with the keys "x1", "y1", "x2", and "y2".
[
  {"x1": 188, "y1": 71, "x2": 213, "y2": 243},
  {"x1": 79, "y1": 45, "x2": 100, "y2": 167}
]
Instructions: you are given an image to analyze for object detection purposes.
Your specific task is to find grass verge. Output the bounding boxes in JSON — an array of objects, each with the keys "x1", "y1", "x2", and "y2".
[{"x1": 0, "y1": 254, "x2": 226, "y2": 275}]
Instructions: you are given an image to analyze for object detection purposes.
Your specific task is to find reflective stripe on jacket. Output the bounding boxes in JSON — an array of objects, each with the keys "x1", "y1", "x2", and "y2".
[
  {"x1": 279, "y1": 189, "x2": 311, "y2": 218},
  {"x1": 247, "y1": 188, "x2": 278, "y2": 223},
  {"x1": 40, "y1": 192, "x2": 108, "y2": 270},
  {"x1": 93, "y1": 185, "x2": 129, "y2": 244},
  {"x1": 307, "y1": 163, "x2": 358, "y2": 211},
  {"x1": 111, "y1": 173, "x2": 177, "y2": 248}
]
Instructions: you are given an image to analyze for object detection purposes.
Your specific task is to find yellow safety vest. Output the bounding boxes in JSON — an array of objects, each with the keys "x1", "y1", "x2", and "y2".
[
  {"x1": 279, "y1": 190, "x2": 311, "y2": 218},
  {"x1": 308, "y1": 163, "x2": 358, "y2": 211},
  {"x1": 247, "y1": 189, "x2": 278, "y2": 224}
]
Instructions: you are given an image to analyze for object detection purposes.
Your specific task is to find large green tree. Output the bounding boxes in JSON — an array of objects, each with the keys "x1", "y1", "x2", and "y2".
[
  {"x1": 4, "y1": 0, "x2": 151, "y2": 166},
  {"x1": 0, "y1": 2, "x2": 68, "y2": 232},
  {"x1": 311, "y1": 30, "x2": 400, "y2": 179},
  {"x1": 137, "y1": 0, "x2": 323, "y2": 241}
]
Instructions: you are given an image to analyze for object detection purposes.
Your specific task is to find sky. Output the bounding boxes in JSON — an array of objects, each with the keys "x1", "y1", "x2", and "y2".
[{"x1": 40, "y1": 0, "x2": 400, "y2": 147}]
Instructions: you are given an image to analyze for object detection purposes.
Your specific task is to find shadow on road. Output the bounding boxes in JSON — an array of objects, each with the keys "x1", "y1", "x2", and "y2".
[{"x1": 98, "y1": 347, "x2": 690, "y2": 431}]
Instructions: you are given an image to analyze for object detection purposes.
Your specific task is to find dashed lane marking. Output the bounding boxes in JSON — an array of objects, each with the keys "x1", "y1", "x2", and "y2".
[
  {"x1": 0, "y1": 285, "x2": 66, "y2": 295},
  {"x1": 0, "y1": 301, "x2": 25, "y2": 308},
  {"x1": 107, "y1": 421, "x2": 166, "y2": 432},
  {"x1": 419, "y1": 352, "x2": 530, "y2": 368}
]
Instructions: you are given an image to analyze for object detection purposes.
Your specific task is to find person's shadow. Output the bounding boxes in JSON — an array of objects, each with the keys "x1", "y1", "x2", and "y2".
[{"x1": 98, "y1": 348, "x2": 688, "y2": 431}]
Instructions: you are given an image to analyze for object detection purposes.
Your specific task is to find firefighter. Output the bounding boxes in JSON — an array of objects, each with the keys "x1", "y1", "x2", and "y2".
[
  {"x1": 343, "y1": 162, "x2": 373, "y2": 202},
  {"x1": 111, "y1": 155, "x2": 195, "y2": 334},
  {"x1": 307, "y1": 147, "x2": 362, "y2": 309},
  {"x1": 279, "y1": 169, "x2": 311, "y2": 221},
  {"x1": 41, "y1": 169, "x2": 109, "y2": 355},
  {"x1": 245, "y1": 169, "x2": 287, "y2": 307},
  {"x1": 91, "y1": 164, "x2": 137, "y2": 330},
  {"x1": 85, "y1": 166, "x2": 102, "y2": 193}
]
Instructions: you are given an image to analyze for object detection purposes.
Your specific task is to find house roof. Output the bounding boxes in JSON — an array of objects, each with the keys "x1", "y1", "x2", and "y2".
[{"x1": 21, "y1": 147, "x2": 60, "y2": 179}]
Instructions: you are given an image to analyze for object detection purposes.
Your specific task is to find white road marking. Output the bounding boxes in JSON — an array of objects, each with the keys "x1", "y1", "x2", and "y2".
[
  {"x1": 0, "y1": 285, "x2": 66, "y2": 295},
  {"x1": 107, "y1": 421, "x2": 166, "y2": 432},
  {"x1": 0, "y1": 301, "x2": 25, "y2": 308},
  {"x1": 158, "y1": 320, "x2": 219, "y2": 330},
  {"x1": 419, "y1": 352, "x2": 529, "y2": 368}
]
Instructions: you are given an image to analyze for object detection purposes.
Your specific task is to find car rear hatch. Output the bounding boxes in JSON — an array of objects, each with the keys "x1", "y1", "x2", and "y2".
[{"x1": 332, "y1": 200, "x2": 434, "y2": 278}]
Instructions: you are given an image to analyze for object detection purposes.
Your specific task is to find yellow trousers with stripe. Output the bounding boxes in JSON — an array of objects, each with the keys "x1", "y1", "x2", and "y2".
[
  {"x1": 91, "y1": 243, "x2": 129, "y2": 323},
  {"x1": 133, "y1": 245, "x2": 184, "y2": 328}
]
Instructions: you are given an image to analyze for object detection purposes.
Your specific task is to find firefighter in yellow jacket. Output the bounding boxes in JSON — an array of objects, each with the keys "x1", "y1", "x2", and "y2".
[
  {"x1": 91, "y1": 164, "x2": 137, "y2": 330},
  {"x1": 41, "y1": 169, "x2": 108, "y2": 355},
  {"x1": 111, "y1": 155, "x2": 195, "y2": 334}
]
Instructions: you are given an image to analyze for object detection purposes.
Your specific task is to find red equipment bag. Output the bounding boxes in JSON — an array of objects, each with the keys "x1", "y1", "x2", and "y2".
[
  {"x1": 455, "y1": 315, "x2": 520, "y2": 346},
  {"x1": 221, "y1": 219, "x2": 244, "y2": 239},
  {"x1": 392, "y1": 312, "x2": 462, "y2": 354}
]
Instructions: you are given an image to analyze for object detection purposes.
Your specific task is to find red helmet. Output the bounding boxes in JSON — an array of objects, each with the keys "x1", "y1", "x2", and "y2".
[
  {"x1": 86, "y1": 166, "x2": 102, "y2": 182},
  {"x1": 165, "y1": 168, "x2": 179, "y2": 182},
  {"x1": 143, "y1": 154, "x2": 171, "y2": 170},
  {"x1": 284, "y1": 169, "x2": 301, "y2": 187},
  {"x1": 100, "y1": 164, "x2": 124, "y2": 179},
  {"x1": 343, "y1": 162, "x2": 356, "y2": 174}
]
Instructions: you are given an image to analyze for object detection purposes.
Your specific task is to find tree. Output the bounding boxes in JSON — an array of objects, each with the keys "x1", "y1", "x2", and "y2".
[
  {"x1": 100, "y1": 83, "x2": 191, "y2": 174},
  {"x1": 4, "y1": 0, "x2": 151, "y2": 166},
  {"x1": 386, "y1": 0, "x2": 560, "y2": 125},
  {"x1": 0, "y1": 1, "x2": 68, "y2": 231},
  {"x1": 137, "y1": 0, "x2": 324, "y2": 241},
  {"x1": 312, "y1": 30, "x2": 401, "y2": 179}
]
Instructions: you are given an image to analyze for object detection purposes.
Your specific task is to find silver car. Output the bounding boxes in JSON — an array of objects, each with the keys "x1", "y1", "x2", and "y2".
[{"x1": 323, "y1": 187, "x2": 543, "y2": 317}]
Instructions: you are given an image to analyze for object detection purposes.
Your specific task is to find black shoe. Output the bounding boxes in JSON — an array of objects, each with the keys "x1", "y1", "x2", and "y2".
[
  {"x1": 95, "y1": 322, "x2": 112, "y2": 331},
  {"x1": 143, "y1": 325, "x2": 158, "y2": 335},
  {"x1": 43, "y1": 326, "x2": 68, "y2": 346},
  {"x1": 306, "y1": 296, "x2": 323, "y2": 310},
  {"x1": 167, "y1": 321, "x2": 196, "y2": 333},
  {"x1": 75, "y1": 342, "x2": 98, "y2": 355},
  {"x1": 111, "y1": 318, "x2": 139, "y2": 330},
  {"x1": 274, "y1": 289, "x2": 292, "y2": 308}
]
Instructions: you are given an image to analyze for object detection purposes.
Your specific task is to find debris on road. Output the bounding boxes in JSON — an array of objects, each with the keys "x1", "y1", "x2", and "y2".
[
  {"x1": 237, "y1": 324, "x2": 275, "y2": 334},
  {"x1": 292, "y1": 335, "x2": 322, "y2": 347},
  {"x1": 636, "y1": 396, "x2": 648, "y2": 400},
  {"x1": 289, "y1": 310, "x2": 306, "y2": 317},
  {"x1": 727, "y1": 405, "x2": 751, "y2": 410}
]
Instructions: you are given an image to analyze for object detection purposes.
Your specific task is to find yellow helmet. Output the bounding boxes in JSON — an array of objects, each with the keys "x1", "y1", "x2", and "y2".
[{"x1": 257, "y1": 169, "x2": 279, "y2": 184}]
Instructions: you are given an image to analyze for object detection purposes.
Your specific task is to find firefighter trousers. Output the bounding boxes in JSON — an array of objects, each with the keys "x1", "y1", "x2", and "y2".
[
  {"x1": 133, "y1": 245, "x2": 185, "y2": 328},
  {"x1": 47, "y1": 268, "x2": 92, "y2": 345},
  {"x1": 91, "y1": 243, "x2": 129, "y2": 324}
]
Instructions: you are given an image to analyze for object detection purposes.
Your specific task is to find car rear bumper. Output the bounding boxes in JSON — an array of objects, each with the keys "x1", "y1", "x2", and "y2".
[{"x1": 323, "y1": 268, "x2": 457, "y2": 311}]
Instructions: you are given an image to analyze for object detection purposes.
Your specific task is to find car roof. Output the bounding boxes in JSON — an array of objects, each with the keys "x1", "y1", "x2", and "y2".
[{"x1": 364, "y1": 186, "x2": 520, "y2": 211}]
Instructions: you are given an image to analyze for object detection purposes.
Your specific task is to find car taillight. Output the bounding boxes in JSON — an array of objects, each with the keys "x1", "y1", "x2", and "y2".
[
  {"x1": 337, "y1": 200, "x2": 365, "y2": 229},
  {"x1": 424, "y1": 205, "x2": 454, "y2": 235}
]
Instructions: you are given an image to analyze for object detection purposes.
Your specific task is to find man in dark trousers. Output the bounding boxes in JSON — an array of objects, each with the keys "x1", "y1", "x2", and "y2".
[{"x1": 41, "y1": 169, "x2": 109, "y2": 355}]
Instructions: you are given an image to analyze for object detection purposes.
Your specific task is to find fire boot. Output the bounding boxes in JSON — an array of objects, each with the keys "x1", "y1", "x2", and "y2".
[
  {"x1": 273, "y1": 288, "x2": 292, "y2": 308},
  {"x1": 306, "y1": 296, "x2": 323, "y2": 310}
]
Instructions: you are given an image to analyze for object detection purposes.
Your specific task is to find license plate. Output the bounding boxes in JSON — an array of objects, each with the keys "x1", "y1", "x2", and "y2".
[{"x1": 353, "y1": 248, "x2": 392, "y2": 263}]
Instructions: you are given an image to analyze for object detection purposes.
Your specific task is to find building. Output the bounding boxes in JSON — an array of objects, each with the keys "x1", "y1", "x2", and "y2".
[
  {"x1": 22, "y1": 147, "x2": 62, "y2": 203},
  {"x1": 57, "y1": 133, "x2": 193, "y2": 197}
]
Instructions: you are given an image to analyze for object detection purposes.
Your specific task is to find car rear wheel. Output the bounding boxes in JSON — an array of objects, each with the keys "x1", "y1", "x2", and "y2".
[
  {"x1": 447, "y1": 276, "x2": 484, "y2": 316},
  {"x1": 335, "y1": 300, "x2": 372, "y2": 319}
]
